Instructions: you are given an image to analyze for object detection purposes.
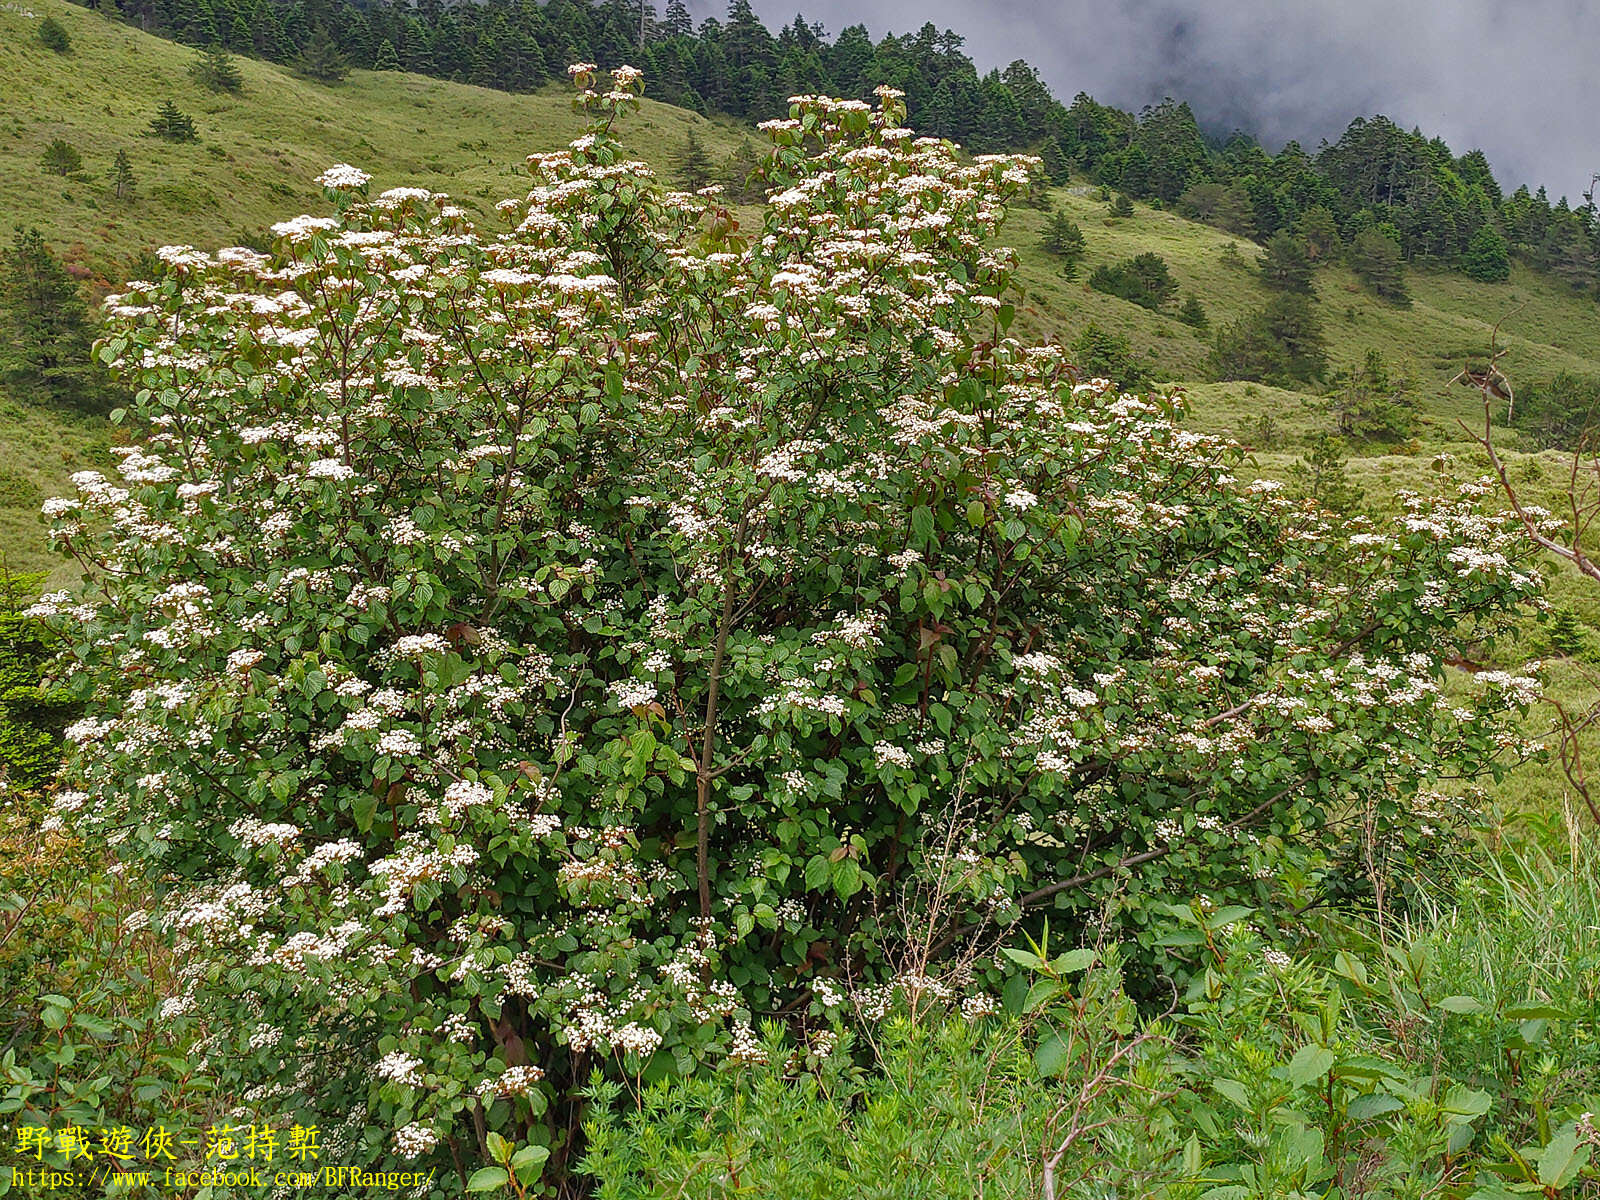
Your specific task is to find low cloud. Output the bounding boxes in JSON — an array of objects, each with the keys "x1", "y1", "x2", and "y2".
[{"x1": 705, "y1": 0, "x2": 1598, "y2": 201}]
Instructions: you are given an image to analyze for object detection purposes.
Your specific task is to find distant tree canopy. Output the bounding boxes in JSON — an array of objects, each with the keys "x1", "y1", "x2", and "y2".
[
  {"x1": 0, "y1": 228, "x2": 99, "y2": 408},
  {"x1": 1211, "y1": 294, "x2": 1328, "y2": 387},
  {"x1": 63, "y1": 0, "x2": 1600, "y2": 293},
  {"x1": 1349, "y1": 228, "x2": 1411, "y2": 306},
  {"x1": 1089, "y1": 252, "x2": 1178, "y2": 310}
]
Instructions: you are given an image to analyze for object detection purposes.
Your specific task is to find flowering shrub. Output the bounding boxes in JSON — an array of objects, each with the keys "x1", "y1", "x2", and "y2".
[{"x1": 35, "y1": 66, "x2": 1545, "y2": 1184}]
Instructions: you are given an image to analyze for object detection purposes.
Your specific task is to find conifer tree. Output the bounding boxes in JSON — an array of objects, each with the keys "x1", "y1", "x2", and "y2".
[
  {"x1": 720, "y1": 138, "x2": 762, "y2": 202},
  {"x1": 1258, "y1": 232, "x2": 1315, "y2": 294},
  {"x1": 0, "y1": 228, "x2": 97, "y2": 408},
  {"x1": 675, "y1": 128, "x2": 714, "y2": 191},
  {"x1": 1039, "y1": 209, "x2": 1086, "y2": 278},
  {"x1": 111, "y1": 149, "x2": 136, "y2": 200},
  {"x1": 40, "y1": 139, "x2": 82, "y2": 177},
  {"x1": 294, "y1": 28, "x2": 349, "y2": 82},
  {"x1": 189, "y1": 43, "x2": 244, "y2": 92},
  {"x1": 1110, "y1": 192, "x2": 1134, "y2": 218},
  {"x1": 373, "y1": 38, "x2": 402, "y2": 71},
  {"x1": 1070, "y1": 321, "x2": 1147, "y2": 388},
  {"x1": 1462, "y1": 224, "x2": 1510, "y2": 282},
  {"x1": 146, "y1": 100, "x2": 199, "y2": 141},
  {"x1": 37, "y1": 16, "x2": 71, "y2": 52},
  {"x1": 1297, "y1": 205, "x2": 1342, "y2": 261},
  {"x1": 1289, "y1": 434, "x2": 1364, "y2": 514},
  {"x1": 1349, "y1": 228, "x2": 1410, "y2": 305},
  {"x1": 1039, "y1": 138, "x2": 1070, "y2": 185}
]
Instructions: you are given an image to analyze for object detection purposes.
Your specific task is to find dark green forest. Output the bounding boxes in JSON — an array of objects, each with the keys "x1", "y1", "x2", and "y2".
[{"x1": 72, "y1": 0, "x2": 1600, "y2": 293}]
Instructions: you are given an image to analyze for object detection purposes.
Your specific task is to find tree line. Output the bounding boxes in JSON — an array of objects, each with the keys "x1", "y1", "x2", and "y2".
[{"x1": 66, "y1": 0, "x2": 1600, "y2": 292}]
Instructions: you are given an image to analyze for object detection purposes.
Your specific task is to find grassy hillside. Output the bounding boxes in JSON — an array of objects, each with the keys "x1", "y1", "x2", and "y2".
[
  {"x1": 5, "y1": 0, "x2": 1600, "y2": 592},
  {"x1": 0, "y1": 0, "x2": 761, "y2": 581}
]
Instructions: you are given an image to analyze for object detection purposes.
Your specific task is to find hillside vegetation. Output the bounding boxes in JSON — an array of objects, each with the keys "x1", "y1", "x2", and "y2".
[
  {"x1": 4, "y1": 1, "x2": 1600, "y2": 585},
  {"x1": 9, "y1": 17, "x2": 1600, "y2": 1199}
]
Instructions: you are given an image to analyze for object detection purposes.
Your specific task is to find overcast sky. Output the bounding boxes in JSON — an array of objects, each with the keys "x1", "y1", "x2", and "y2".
[{"x1": 692, "y1": 0, "x2": 1599, "y2": 203}]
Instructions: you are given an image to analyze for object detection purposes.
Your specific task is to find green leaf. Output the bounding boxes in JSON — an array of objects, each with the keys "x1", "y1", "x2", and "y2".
[
  {"x1": 1211, "y1": 1078, "x2": 1252, "y2": 1112},
  {"x1": 486, "y1": 1131, "x2": 509, "y2": 1163},
  {"x1": 1280, "y1": 1043, "x2": 1335, "y2": 1088},
  {"x1": 1437, "y1": 995, "x2": 1487, "y2": 1014},
  {"x1": 352, "y1": 790, "x2": 379, "y2": 833},
  {"x1": 804, "y1": 854, "x2": 829, "y2": 891},
  {"x1": 1346, "y1": 1093, "x2": 1405, "y2": 1121},
  {"x1": 1440, "y1": 1085, "x2": 1492, "y2": 1121},
  {"x1": 1505, "y1": 1003, "x2": 1572, "y2": 1022},
  {"x1": 1537, "y1": 1125, "x2": 1590, "y2": 1187},
  {"x1": 467, "y1": 1166, "x2": 509, "y2": 1191},
  {"x1": 512, "y1": 1144, "x2": 549, "y2": 1184},
  {"x1": 1050, "y1": 948, "x2": 1095, "y2": 974},
  {"x1": 1034, "y1": 1032, "x2": 1069, "y2": 1078}
]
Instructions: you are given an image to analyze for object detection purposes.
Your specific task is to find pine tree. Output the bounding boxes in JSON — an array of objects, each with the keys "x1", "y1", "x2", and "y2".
[
  {"x1": 1462, "y1": 224, "x2": 1510, "y2": 282},
  {"x1": 189, "y1": 43, "x2": 244, "y2": 92},
  {"x1": 1288, "y1": 434, "x2": 1363, "y2": 514},
  {"x1": 1039, "y1": 210, "x2": 1086, "y2": 278},
  {"x1": 146, "y1": 100, "x2": 199, "y2": 141},
  {"x1": 1258, "y1": 232, "x2": 1315, "y2": 295},
  {"x1": 37, "y1": 16, "x2": 71, "y2": 52},
  {"x1": 111, "y1": 149, "x2": 136, "y2": 200},
  {"x1": 1349, "y1": 228, "x2": 1410, "y2": 305},
  {"x1": 1178, "y1": 296, "x2": 1208, "y2": 330},
  {"x1": 0, "y1": 228, "x2": 97, "y2": 408},
  {"x1": 294, "y1": 28, "x2": 349, "y2": 83},
  {"x1": 1109, "y1": 192, "x2": 1134, "y2": 218},
  {"x1": 720, "y1": 138, "x2": 762, "y2": 202},
  {"x1": 1039, "y1": 139, "x2": 1070, "y2": 185},
  {"x1": 1297, "y1": 205, "x2": 1342, "y2": 261},
  {"x1": 373, "y1": 38, "x2": 402, "y2": 71},
  {"x1": 675, "y1": 128, "x2": 714, "y2": 191},
  {"x1": 1332, "y1": 349, "x2": 1415, "y2": 442},
  {"x1": 1070, "y1": 321, "x2": 1147, "y2": 389},
  {"x1": 660, "y1": 0, "x2": 692, "y2": 38},
  {"x1": 40, "y1": 139, "x2": 82, "y2": 177}
]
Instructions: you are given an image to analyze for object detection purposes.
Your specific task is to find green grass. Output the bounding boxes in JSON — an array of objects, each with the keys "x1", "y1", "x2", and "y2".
[{"x1": 0, "y1": 0, "x2": 755, "y2": 279}]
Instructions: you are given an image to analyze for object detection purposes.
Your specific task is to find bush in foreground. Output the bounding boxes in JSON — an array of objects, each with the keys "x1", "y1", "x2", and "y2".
[{"x1": 36, "y1": 68, "x2": 1543, "y2": 1188}]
